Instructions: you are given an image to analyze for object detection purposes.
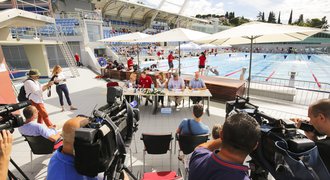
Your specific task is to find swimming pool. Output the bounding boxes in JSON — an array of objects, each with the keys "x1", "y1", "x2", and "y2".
[{"x1": 141, "y1": 53, "x2": 330, "y2": 84}]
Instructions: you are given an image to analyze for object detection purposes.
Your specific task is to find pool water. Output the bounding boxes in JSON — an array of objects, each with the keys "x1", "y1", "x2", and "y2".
[{"x1": 141, "y1": 53, "x2": 330, "y2": 84}]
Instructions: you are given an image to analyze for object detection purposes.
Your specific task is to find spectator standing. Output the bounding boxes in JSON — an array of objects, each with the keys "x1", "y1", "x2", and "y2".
[
  {"x1": 51, "y1": 65, "x2": 77, "y2": 112},
  {"x1": 189, "y1": 72, "x2": 207, "y2": 104},
  {"x1": 156, "y1": 72, "x2": 167, "y2": 107},
  {"x1": 138, "y1": 71, "x2": 153, "y2": 106},
  {"x1": 189, "y1": 113, "x2": 260, "y2": 180},
  {"x1": 168, "y1": 51, "x2": 175, "y2": 72},
  {"x1": 47, "y1": 117, "x2": 97, "y2": 180},
  {"x1": 127, "y1": 57, "x2": 134, "y2": 71},
  {"x1": 24, "y1": 69, "x2": 55, "y2": 128},
  {"x1": 199, "y1": 52, "x2": 206, "y2": 75},
  {"x1": 168, "y1": 73, "x2": 185, "y2": 107},
  {"x1": 19, "y1": 106, "x2": 61, "y2": 142},
  {"x1": 74, "y1": 53, "x2": 82, "y2": 67}
]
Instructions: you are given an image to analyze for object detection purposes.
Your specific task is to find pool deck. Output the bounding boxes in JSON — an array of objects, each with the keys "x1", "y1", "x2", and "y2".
[{"x1": 8, "y1": 67, "x2": 309, "y2": 179}]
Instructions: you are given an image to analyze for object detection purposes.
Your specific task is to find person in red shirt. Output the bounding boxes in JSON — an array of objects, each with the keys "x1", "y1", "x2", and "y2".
[
  {"x1": 199, "y1": 52, "x2": 206, "y2": 75},
  {"x1": 168, "y1": 51, "x2": 175, "y2": 72},
  {"x1": 138, "y1": 71, "x2": 153, "y2": 105},
  {"x1": 127, "y1": 57, "x2": 134, "y2": 71},
  {"x1": 74, "y1": 53, "x2": 82, "y2": 67}
]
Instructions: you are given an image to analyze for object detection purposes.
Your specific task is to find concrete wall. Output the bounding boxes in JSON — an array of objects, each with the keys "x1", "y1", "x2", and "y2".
[
  {"x1": 23, "y1": 45, "x2": 50, "y2": 77},
  {"x1": 57, "y1": 0, "x2": 93, "y2": 12}
]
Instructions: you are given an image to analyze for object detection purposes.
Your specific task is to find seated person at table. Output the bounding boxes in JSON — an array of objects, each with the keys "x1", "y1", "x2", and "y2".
[
  {"x1": 127, "y1": 57, "x2": 134, "y2": 71},
  {"x1": 189, "y1": 72, "x2": 207, "y2": 104},
  {"x1": 189, "y1": 113, "x2": 260, "y2": 180},
  {"x1": 138, "y1": 71, "x2": 153, "y2": 106},
  {"x1": 18, "y1": 106, "x2": 61, "y2": 142},
  {"x1": 156, "y1": 72, "x2": 167, "y2": 107},
  {"x1": 125, "y1": 73, "x2": 137, "y2": 102},
  {"x1": 168, "y1": 73, "x2": 185, "y2": 107}
]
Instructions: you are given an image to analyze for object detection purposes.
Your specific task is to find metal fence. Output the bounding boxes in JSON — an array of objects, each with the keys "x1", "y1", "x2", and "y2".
[{"x1": 250, "y1": 76, "x2": 330, "y2": 106}]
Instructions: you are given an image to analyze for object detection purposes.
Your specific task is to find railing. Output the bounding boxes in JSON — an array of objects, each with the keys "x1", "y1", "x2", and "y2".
[{"x1": 250, "y1": 75, "x2": 330, "y2": 106}]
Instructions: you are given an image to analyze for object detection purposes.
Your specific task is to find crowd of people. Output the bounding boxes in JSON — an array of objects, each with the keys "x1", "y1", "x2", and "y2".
[{"x1": 2, "y1": 98, "x2": 329, "y2": 179}]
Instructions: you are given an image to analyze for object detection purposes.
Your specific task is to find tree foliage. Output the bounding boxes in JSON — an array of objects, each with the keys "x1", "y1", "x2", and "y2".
[
  {"x1": 267, "y1": 11, "x2": 276, "y2": 23},
  {"x1": 277, "y1": 12, "x2": 281, "y2": 24},
  {"x1": 288, "y1": 9, "x2": 293, "y2": 24}
]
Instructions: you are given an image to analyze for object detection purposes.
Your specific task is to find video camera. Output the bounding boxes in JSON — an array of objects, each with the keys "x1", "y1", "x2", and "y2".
[
  {"x1": 226, "y1": 96, "x2": 330, "y2": 180},
  {"x1": 74, "y1": 98, "x2": 139, "y2": 179},
  {"x1": 0, "y1": 101, "x2": 30, "y2": 131}
]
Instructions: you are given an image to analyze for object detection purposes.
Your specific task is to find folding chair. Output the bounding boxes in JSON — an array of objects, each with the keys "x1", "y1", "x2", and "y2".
[
  {"x1": 141, "y1": 133, "x2": 173, "y2": 172},
  {"x1": 175, "y1": 133, "x2": 209, "y2": 179},
  {"x1": 23, "y1": 135, "x2": 62, "y2": 170}
]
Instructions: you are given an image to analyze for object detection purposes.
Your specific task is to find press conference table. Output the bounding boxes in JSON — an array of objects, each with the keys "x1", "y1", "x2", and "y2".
[{"x1": 123, "y1": 88, "x2": 212, "y2": 116}]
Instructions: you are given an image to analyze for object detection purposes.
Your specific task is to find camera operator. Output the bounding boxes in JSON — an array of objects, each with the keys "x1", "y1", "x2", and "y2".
[
  {"x1": 0, "y1": 129, "x2": 13, "y2": 180},
  {"x1": 47, "y1": 117, "x2": 97, "y2": 180},
  {"x1": 291, "y1": 98, "x2": 330, "y2": 172},
  {"x1": 189, "y1": 112, "x2": 261, "y2": 180}
]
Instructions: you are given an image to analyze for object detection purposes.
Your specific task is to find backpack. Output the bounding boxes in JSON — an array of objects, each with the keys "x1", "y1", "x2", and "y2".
[{"x1": 17, "y1": 79, "x2": 33, "y2": 102}]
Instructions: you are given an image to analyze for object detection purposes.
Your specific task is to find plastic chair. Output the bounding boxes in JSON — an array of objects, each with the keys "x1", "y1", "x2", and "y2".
[
  {"x1": 23, "y1": 135, "x2": 62, "y2": 170},
  {"x1": 140, "y1": 133, "x2": 173, "y2": 173},
  {"x1": 174, "y1": 133, "x2": 209, "y2": 179}
]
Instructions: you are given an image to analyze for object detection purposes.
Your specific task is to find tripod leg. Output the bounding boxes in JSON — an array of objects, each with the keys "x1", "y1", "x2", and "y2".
[
  {"x1": 8, "y1": 170, "x2": 18, "y2": 180},
  {"x1": 10, "y1": 158, "x2": 30, "y2": 180},
  {"x1": 122, "y1": 165, "x2": 138, "y2": 180}
]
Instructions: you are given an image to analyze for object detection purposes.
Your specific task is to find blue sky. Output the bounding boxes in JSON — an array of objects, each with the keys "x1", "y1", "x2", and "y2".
[{"x1": 131, "y1": 0, "x2": 330, "y2": 24}]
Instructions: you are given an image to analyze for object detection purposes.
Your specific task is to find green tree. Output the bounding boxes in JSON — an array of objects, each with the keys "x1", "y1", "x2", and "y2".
[
  {"x1": 229, "y1": 17, "x2": 240, "y2": 26},
  {"x1": 295, "y1": 14, "x2": 304, "y2": 25},
  {"x1": 196, "y1": 14, "x2": 201, "y2": 18},
  {"x1": 262, "y1": 12, "x2": 265, "y2": 22},
  {"x1": 267, "y1": 11, "x2": 276, "y2": 23},
  {"x1": 228, "y1": 12, "x2": 235, "y2": 19},
  {"x1": 288, "y1": 9, "x2": 293, "y2": 24},
  {"x1": 277, "y1": 12, "x2": 281, "y2": 24},
  {"x1": 257, "y1": 11, "x2": 263, "y2": 21},
  {"x1": 225, "y1": 12, "x2": 228, "y2": 19}
]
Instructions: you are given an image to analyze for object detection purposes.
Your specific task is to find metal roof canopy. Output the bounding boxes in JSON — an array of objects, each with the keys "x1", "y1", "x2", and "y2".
[
  {"x1": 93, "y1": 0, "x2": 208, "y2": 26},
  {"x1": 0, "y1": 8, "x2": 55, "y2": 29}
]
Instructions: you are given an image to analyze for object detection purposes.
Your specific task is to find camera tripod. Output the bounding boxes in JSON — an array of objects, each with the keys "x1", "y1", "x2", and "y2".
[
  {"x1": 8, "y1": 158, "x2": 30, "y2": 180},
  {"x1": 104, "y1": 152, "x2": 137, "y2": 180}
]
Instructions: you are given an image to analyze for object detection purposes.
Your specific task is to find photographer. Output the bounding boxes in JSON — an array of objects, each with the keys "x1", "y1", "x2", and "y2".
[
  {"x1": 0, "y1": 130, "x2": 12, "y2": 180},
  {"x1": 47, "y1": 117, "x2": 97, "y2": 180},
  {"x1": 189, "y1": 113, "x2": 260, "y2": 180},
  {"x1": 291, "y1": 99, "x2": 330, "y2": 172}
]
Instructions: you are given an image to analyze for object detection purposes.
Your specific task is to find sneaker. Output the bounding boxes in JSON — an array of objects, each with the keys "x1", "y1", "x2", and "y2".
[
  {"x1": 70, "y1": 107, "x2": 78, "y2": 110},
  {"x1": 145, "y1": 101, "x2": 148, "y2": 106},
  {"x1": 61, "y1": 108, "x2": 65, "y2": 112}
]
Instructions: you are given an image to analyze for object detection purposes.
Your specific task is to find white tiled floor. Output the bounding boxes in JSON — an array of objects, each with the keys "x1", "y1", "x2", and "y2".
[{"x1": 8, "y1": 67, "x2": 309, "y2": 179}]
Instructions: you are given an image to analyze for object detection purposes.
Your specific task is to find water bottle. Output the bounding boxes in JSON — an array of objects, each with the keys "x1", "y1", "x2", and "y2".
[{"x1": 151, "y1": 83, "x2": 155, "y2": 90}]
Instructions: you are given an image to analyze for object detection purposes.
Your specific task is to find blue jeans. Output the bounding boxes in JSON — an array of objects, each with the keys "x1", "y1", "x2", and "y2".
[{"x1": 56, "y1": 84, "x2": 72, "y2": 106}]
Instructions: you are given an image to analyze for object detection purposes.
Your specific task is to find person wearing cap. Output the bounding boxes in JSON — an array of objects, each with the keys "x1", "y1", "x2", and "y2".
[
  {"x1": 24, "y1": 69, "x2": 55, "y2": 128},
  {"x1": 168, "y1": 51, "x2": 175, "y2": 72},
  {"x1": 127, "y1": 57, "x2": 134, "y2": 71},
  {"x1": 168, "y1": 73, "x2": 185, "y2": 107}
]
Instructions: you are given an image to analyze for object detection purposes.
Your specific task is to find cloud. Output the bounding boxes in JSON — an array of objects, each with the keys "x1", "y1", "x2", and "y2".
[
  {"x1": 181, "y1": 0, "x2": 225, "y2": 17},
  {"x1": 270, "y1": 0, "x2": 330, "y2": 23}
]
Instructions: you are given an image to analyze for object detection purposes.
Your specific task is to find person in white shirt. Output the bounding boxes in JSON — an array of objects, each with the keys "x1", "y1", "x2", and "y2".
[
  {"x1": 51, "y1": 65, "x2": 77, "y2": 112},
  {"x1": 24, "y1": 69, "x2": 55, "y2": 128},
  {"x1": 156, "y1": 72, "x2": 167, "y2": 107}
]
